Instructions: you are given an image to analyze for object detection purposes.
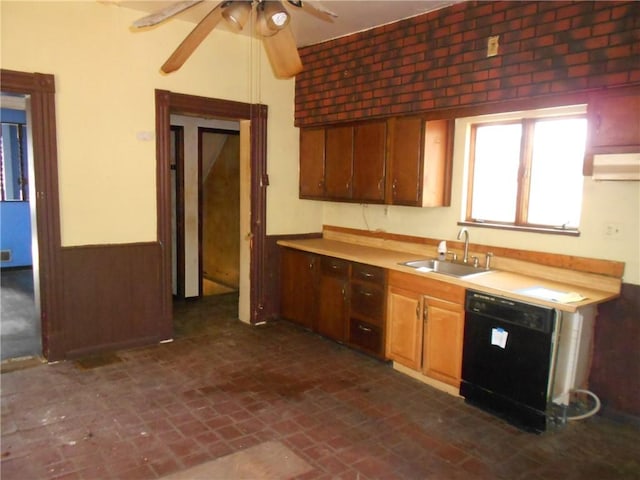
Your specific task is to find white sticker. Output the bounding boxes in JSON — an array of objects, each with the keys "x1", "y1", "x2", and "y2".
[{"x1": 491, "y1": 327, "x2": 508, "y2": 349}]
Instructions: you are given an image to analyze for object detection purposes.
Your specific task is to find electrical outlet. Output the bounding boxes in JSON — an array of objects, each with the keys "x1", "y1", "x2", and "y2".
[
  {"x1": 604, "y1": 223, "x2": 622, "y2": 238},
  {"x1": 487, "y1": 35, "x2": 499, "y2": 57}
]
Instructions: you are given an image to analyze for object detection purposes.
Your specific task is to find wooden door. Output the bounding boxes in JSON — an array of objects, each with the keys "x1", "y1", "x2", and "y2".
[
  {"x1": 280, "y1": 248, "x2": 318, "y2": 328},
  {"x1": 387, "y1": 116, "x2": 423, "y2": 206},
  {"x1": 325, "y1": 125, "x2": 354, "y2": 200},
  {"x1": 299, "y1": 128, "x2": 325, "y2": 198},
  {"x1": 318, "y1": 257, "x2": 349, "y2": 341},
  {"x1": 588, "y1": 89, "x2": 640, "y2": 150},
  {"x1": 422, "y1": 296, "x2": 464, "y2": 387},
  {"x1": 352, "y1": 121, "x2": 386, "y2": 202},
  {"x1": 386, "y1": 285, "x2": 423, "y2": 370}
]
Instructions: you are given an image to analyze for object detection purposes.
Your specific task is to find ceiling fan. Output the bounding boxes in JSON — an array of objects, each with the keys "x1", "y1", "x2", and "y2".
[{"x1": 132, "y1": 0, "x2": 337, "y2": 78}]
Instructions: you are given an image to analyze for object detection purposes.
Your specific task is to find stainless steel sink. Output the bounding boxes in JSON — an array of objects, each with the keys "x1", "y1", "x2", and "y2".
[{"x1": 399, "y1": 259, "x2": 493, "y2": 278}]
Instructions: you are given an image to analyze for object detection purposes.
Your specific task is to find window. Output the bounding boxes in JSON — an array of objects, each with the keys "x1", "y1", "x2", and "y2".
[
  {"x1": 0, "y1": 121, "x2": 29, "y2": 201},
  {"x1": 465, "y1": 112, "x2": 586, "y2": 233}
]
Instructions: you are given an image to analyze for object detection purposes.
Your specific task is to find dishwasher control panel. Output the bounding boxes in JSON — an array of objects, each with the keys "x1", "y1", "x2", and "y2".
[{"x1": 465, "y1": 290, "x2": 555, "y2": 334}]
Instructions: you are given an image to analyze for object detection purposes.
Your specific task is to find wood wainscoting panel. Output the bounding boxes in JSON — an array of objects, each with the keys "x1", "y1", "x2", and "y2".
[
  {"x1": 61, "y1": 242, "x2": 169, "y2": 358},
  {"x1": 589, "y1": 282, "x2": 640, "y2": 422}
]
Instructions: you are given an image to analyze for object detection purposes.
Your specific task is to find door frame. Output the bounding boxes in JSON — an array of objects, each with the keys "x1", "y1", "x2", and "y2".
[
  {"x1": 0, "y1": 69, "x2": 62, "y2": 360},
  {"x1": 170, "y1": 125, "x2": 185, "y2": 299},
  {"x1": 155, "y1": 90, "x2": 268, "y2": 327}
]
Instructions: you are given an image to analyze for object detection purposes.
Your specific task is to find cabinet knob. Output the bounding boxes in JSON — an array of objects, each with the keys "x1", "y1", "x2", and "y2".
[{"x1": 358, "y1": 324, "x2": 372, "y2": 333}]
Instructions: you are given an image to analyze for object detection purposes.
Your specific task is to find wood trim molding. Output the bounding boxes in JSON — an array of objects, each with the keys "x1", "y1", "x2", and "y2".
[
  {"x1": 1, "y1": 68, "x2": 63, "y2": 360},
  {"x1": 155, "y1": 90, "x2": 269, "y2": 324},
  {"x1": 323, "y1": 225, "x2": 625, "y2": 279}
]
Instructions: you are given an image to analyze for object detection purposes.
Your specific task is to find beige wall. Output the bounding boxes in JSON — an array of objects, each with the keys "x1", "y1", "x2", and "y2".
[{"x1": 0, "y1": 1, "x2": 319, "y2": 246}]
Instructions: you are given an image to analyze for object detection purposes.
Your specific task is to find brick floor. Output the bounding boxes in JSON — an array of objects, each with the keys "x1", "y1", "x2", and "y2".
[{"x1": 1, "y1": 293, "x2": 639, "y2": 479}]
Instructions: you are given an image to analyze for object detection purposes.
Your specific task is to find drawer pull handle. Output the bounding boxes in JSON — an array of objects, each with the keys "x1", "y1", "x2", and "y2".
[
  {"x1": 360, "y1": 291, "x2": 373, "y2": 297},
  {"x1": 358, "y1": 324, "x2": 372, "y2": 333},
  {"x1": 363, "y1": 272, "x2": 374, "y2": 278}
]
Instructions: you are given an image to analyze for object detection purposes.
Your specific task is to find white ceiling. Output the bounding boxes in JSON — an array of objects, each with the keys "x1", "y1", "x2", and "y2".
[{"x1": 116, "y1": 1, "x2": 460, "y2": 47}]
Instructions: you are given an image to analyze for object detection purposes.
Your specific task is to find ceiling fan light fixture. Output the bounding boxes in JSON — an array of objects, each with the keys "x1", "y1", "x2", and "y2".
[
  {"x1": 222, "y1": 1, "x2": 252, "y2": 31},
  {"x1": 259, "y1": 1, "x2": 290, "y2": 33}
]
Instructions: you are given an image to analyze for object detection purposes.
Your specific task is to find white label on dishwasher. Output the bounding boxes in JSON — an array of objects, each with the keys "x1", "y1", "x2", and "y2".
[{"x1": 491, "y1": 327, "x2": 508, "y2": 349}]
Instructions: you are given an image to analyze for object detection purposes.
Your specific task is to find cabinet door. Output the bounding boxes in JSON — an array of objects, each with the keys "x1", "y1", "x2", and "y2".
[
  {"x1": 280, "y1": 248, "x2": 318, "y2": 328},
  {"x1": 387, "y1": 116, "x2": 423, "y2": 206},
  {"x1": 422, "y1": 296, "x2": 464, "y2": 387},
  {"x1": 422, "y1": 119, "x2": 452, "y2": 207},
  {"x1": 318, "y1": 257, "x2": 349, "y2": 341},
  {"x1": 299, "y1": 128, "x2": 325, "y2": 198},
  {"x1": 386, "y1": 286, "x2": 423, "y2": 370},
  {"x1": 387, "y1": 117, "x2": 452, "y2": 207},
  {"x1": 325, "y1": 126, "x2": 354, "y2": 200},
  {"x1": 353, "y1": 121, "x2": 386, "y2": 202},
  {"x1": 588, "y1": 90, "x2": 640, "y2": 150}
]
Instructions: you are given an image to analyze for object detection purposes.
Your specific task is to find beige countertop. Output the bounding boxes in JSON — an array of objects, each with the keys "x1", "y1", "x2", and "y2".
[{"x1": 277, "y1": 237, "x2": 619, "y2": 313}]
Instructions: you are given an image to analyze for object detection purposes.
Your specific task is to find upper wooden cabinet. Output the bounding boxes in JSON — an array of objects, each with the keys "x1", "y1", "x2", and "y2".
[
  {"x1": 587, "y1": 87, "x2": 640, "y2": 151},
  {"x1": 325, "y1": 126, "x2": 354, "y2": 200},
  {"x1": 299, "y1": 128, "x2": 325, "y2": 198},
  {"x1": 584, "y1": 86, "x2": 640, "y2": 176},
  {"x1": 387, "y1": 117, "x2": 452, "y2": 207},
  {"x1": 353, "y1": 121, "x2": 386, "y2": 203},
  {"x1": 299, "y1": 116, "x2": 451, "y2": 206}
]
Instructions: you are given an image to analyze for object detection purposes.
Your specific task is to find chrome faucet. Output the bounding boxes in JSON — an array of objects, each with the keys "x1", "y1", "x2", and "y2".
[{"x1": 457, "y1": 227, "x2": 470, "y2": 263}]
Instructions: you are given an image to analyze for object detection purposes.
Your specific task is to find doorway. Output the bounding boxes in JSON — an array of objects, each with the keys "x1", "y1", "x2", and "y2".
[
  {"x1": 0, "y1": 69, "x2": 62, "y2": 361},
  {"x1": 199, "y1": 127, "x2": 240, "y2": 297},
  {"x1": 0, "y1": 94, "x2": 41, "y2": 361},
  {"x1": 155, "y1": 90, "x2": 268, "y2": 328}
]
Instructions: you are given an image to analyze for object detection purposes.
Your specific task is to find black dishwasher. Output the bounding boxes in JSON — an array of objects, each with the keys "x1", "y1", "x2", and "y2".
[{"x1": 460, "y1": 289, "x2": 557, "y2": 433}]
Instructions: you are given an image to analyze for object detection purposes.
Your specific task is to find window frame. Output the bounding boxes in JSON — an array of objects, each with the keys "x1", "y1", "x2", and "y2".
[{"x1": 464, "y1": 113, "x2": 586, "y2": 236}]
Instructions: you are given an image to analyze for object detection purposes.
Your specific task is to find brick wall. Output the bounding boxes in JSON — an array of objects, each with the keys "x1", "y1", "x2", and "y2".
[{"x1": 295, "y1": 0, "x2": 639, "y2": 127}]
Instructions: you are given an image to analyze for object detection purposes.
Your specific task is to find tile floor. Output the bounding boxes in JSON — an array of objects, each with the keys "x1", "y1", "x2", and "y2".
[
  {"x1": 0, "y1": 268, "x2": 41, "y2": 361},
  {"x1": 1, "y1": 293, "x2": 639, "y2": 480}
]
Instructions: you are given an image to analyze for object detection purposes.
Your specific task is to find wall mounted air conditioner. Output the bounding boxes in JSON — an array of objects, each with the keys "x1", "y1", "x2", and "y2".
[{"x1": 592, "y1": 153, "x2": 640, "y2": 181}]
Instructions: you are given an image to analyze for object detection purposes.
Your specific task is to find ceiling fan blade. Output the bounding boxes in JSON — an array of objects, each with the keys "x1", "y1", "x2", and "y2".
[
  {"x1": 262, "y1": 24, "x2": 303, "y2": 79},
  {"x1": 161, "y1": 3, "x2": 225, "y2": 74},
  {"x1": 132, "y1": 0, "x2": 205, "y2": 28},
  {"x1": 286, "y1": 0, "x2": 336, "y2": 23}
]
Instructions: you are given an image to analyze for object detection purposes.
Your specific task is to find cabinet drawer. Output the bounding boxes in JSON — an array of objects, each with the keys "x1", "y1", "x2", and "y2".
[
  {"x1": 351, "y1": 262, "x2": 386, "y2": 285},
  {"x1": 321, "y1": 256, "x2": 350, "y2": 278},
  {"x1": 388, "y1": 270, "x2": 464, "y2": 304},
  {"x1": 349, "y1": 319, "x2": 383, "y2": 356},
  {"x1": 350, "y1": 283, "x2": 385, "y2": 325}
]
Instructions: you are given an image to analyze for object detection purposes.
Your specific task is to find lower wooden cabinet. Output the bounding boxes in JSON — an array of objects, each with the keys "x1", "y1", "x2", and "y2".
[
  {"x1": 422, "y1": 296, "x2": 464, "y2": 387},
  {"x1": 280, "y1": 247, "x2": 318, "y2": 329},
  {"x1": 386, "y1": 270, "x2": 465, "y2": 388},
  {"x1": 318, "y1": 256, "x2": 350, "y2": 341},
  {"x1": 386, "y1": 285, "x2": 423, "y2": 370},
  {"x1": 280, "y1": 249, "x2": 388, "y2": 358},
  {"x1": 349, "y1": 263, "x2": 387, "y2": 357}
]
